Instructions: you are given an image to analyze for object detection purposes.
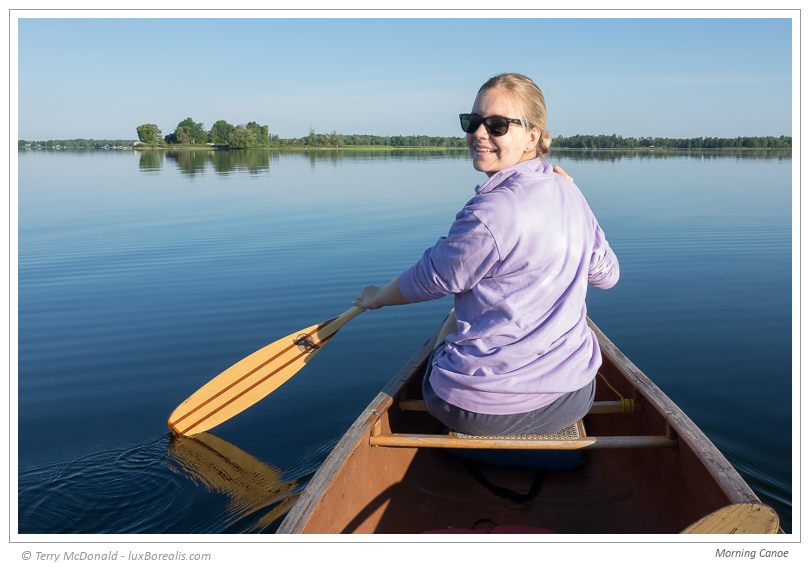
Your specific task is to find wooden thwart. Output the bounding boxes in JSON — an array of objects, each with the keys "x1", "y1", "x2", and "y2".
[
  {"x1": 369, "y1": 432, "x2": 677, "y2": 450},
  {"x1": 369, "y1": 418, "x2": 678, "y2": 450}
]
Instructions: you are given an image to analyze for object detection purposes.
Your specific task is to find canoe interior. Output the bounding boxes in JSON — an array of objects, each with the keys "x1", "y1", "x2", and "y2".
[{"x1": 282, "y1": 323, "x2": 757, "y2": 534}]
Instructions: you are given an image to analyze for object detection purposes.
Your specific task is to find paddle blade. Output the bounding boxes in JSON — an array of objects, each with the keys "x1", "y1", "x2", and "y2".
[
  {"x1": 681, "y1": 503, "x2": 779, "y2": 534},
  {"x1": 168, "y1": 308, "x2": 363, "y2": 436}
]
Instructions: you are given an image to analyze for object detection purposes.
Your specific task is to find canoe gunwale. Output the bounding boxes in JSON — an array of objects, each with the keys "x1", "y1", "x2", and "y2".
[
  {"x1": 277, "y1": 336, "x2": 436, "y2": 534},
  {"x1": 587, "y1": 320, "x2": 759, "y2": 505}
]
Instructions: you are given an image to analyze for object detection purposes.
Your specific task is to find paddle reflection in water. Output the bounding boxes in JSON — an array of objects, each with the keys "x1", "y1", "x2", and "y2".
[{"x1": 167, "y1": 432, "x2": 299, "y2": 532}]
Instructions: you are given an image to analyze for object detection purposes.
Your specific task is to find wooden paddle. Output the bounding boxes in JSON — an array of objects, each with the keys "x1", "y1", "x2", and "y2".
[
  {"x1": 681, "y1": 502, "x2": 780, "y2": 534},
  {"x1": 168, "y1": 306, "x2": 365, "y2": 436}
]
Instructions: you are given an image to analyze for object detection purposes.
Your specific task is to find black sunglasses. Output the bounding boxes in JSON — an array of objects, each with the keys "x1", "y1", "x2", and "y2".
[{"x1": 459, "y1": 113, "x2": 525, "y2": 137}]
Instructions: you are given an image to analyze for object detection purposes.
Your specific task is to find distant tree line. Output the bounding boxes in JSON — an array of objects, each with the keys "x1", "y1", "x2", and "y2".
[
  {"x1": 280, "y1": 129, "x2": 467, "y2": 148},
  {"x1": 18, "y1": 139, "x2": 134, "y2": 150},
  {"x1": 20, "y1": 131, "x2": 792, "y2": 151},
  {"x1": 286, "y1": 131, "x2": 791, "y2": 150},
  {"x1": 553, "y1": 134, "x2": 792, "y2": 150},
  {"x1": 136, "y1": 117, "x2": 272, "y2": 149}
]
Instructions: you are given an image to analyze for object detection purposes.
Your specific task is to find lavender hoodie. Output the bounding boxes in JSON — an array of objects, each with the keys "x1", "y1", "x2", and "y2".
[{"x1": 399, "y1": 158, "x2": 619, "y2": 414}]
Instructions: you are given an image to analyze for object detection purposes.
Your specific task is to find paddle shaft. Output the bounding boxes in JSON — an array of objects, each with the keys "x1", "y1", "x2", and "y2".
[{"x1": 330, "y1": 305, "x2": 366, "y2": 328}]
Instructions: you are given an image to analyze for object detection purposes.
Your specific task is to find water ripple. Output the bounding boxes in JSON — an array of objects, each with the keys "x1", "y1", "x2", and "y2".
[
  {"x1": 19, "y1": 434, "x2": 301, "y2": 534},
  {"x1": 19, "y1": 437, "x2": 183, "y2": 533}
]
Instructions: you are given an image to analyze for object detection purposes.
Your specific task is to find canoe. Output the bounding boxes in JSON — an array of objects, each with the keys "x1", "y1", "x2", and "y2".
[{"x1": 277, "y1": 316, "x2": 771, "y2": 534}]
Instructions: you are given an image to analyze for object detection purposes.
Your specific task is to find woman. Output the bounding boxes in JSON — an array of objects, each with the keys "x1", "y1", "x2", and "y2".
[{"x1": 353, "y1": 73, "x2": 619, "y2": 436}]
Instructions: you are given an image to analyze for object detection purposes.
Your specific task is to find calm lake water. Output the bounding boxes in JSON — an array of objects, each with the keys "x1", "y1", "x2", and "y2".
[{"x1": 17, "y1": 148, "x2": 792, "y2": 533}]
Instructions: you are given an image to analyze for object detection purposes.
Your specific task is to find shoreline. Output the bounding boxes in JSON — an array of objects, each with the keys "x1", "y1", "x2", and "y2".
[{"x1": 20, "y1": 145, "x2": 792, "y2": 153}]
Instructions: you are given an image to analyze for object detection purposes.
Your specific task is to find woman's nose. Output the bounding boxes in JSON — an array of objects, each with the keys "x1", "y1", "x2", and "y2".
[{"x1": 473, "y1": 122, "x2": 489, "y2": 138}]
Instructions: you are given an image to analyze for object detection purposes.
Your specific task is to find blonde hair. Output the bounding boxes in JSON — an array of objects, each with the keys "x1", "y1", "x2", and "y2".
[{"x1": 479, "y1": 73, "x2": 552, "y2": 157}]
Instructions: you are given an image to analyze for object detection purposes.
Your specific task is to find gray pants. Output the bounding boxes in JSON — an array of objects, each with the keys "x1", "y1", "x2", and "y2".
[{"x1": 422, "y1": 345, "x2": 595, "y2": 436}]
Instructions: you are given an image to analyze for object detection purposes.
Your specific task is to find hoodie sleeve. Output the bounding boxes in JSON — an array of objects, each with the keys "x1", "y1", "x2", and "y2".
[
  {"x1": 588, "y1": 222, "x2": 620, "y2": 289},
  {"x1": 399, "y1": 211, "x2": 501, "y2": 302}
]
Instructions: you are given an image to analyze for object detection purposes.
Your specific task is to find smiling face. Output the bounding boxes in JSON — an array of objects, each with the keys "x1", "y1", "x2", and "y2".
[{"x1": 467, "y1": 86, "x2": 540, "y2": 177}]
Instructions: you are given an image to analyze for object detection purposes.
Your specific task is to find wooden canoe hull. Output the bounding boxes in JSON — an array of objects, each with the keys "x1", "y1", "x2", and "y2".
[{"x1": 278, "y1": 319, "x2": 759, "y2": 534}]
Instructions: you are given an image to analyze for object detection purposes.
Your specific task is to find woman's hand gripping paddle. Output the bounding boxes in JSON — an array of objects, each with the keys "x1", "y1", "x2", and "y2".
[{"x1": 168, "y1": 306, "x2": 365, "y2": 436}]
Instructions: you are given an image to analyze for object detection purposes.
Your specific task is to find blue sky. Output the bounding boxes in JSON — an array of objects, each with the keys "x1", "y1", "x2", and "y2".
[{"x1": 17, "y1": 18, "x2": 792, "y2": 139}]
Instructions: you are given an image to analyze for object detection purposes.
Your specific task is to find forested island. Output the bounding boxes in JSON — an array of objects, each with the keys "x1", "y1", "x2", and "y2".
[{"x1": 18, "y1": 116, "x2": 791, "y2": 151}]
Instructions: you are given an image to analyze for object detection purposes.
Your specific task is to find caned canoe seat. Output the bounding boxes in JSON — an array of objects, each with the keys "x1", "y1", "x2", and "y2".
[{"x1": 371, "y1": 368, "x2": 675, "y2": 451}]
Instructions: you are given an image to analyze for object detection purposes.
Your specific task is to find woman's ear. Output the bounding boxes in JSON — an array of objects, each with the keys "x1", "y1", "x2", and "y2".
[{"x1": 525, "y1": 127, "x2": 542, "y2": 153}]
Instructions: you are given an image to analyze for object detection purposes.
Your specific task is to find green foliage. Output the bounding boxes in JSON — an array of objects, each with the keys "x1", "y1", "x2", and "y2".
[
  {"x1": 227, "y1": 126, "x2": 254, "y2": 149},
  {"x1": 224, "y1": 122, "x2": 271, "y2": 149},
  {"x1": 245, "y1": 122, "x2": 270, "y2": 145},
  {"x1": 297, "y1": 131, "x2": 467, "y2": 148},
  {"x1": 174, "y1": 117, "x2": 208, "y2": 145},
  {"x1": 136, "y1": 123, "x2": 162, "y2": 145},
  {"x1": 209, "y1": 120, "x2": 235, "y2": 145}
]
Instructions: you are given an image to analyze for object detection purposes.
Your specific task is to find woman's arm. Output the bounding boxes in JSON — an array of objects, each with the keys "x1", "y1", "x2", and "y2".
[
  {"x1": 353, "y1": 276, "x2": 410, "y2": 310},
  {"x1": 589, "y1": 223, "x2": 620, "y2": 289}
]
